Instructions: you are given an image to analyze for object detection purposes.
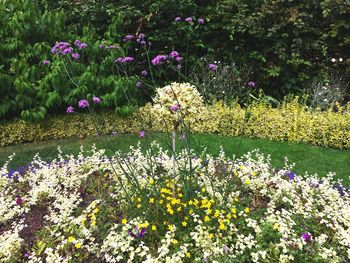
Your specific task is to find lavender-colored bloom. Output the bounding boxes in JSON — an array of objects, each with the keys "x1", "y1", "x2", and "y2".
[
  {"x1": 141, "y1": 70, "x2": 148, "y2": 76},
  {"x1": 301, "y1": 232, "x2": 312, "y2": 242},
  {"x1": 185, "y1": 17, "x2": 193, "y2": 23},
  {"x1": 138, "y1": 33, "x2": 145, "y2": 39},
  {"x1": 248, "y1": 81, "x2": 256, "y2": 88},
  {"x1": 175, "y1": 17, "x2": 181, "y2": 22},
  {"x1": 71, "y1": 53, "x2": 80, "y2": 60},
  {"x1": 140, "y1": 40, "x2": 146, "y2": 46},
  {"x1": 79, "y1": 43, "x2": 87, "y2": 49},
  {"x1": 179, "y1": 132, "x2": 185, "y2": 140},
  {"x1": 285, "y1": 171, "x2": 295, "y2": 181},
  {"x1": 139, "y1": 130, "x2": 145, "y2": 138},
  {"x1": 169, "y1": 51, "x2": 179, "y2": 58},
  {"x1": 136, "y1": 81, "x2": 142, "y2": 88},
  {"x1": 175, "y1": 56, "x2": 183, "y2": 62},
  {"x1": 123, "y1": 56, "x2": 134, "y2": 63},
  {"x1": 66, "y1": 106, "x2": 75, "y2": 113},
  {"x1": 169, "y1": 103, "x2": 180, "y2": 112},
  {"x1": 74, "y1": 40, "x2": 81, "y2": 47},
  {"x1": 208, "y1": 63, "x2": 218, "y2": 71},
  {"x1": 93, "y1": 96, "x2": 101, "y2": 103},
  {"x1": 197, "y1": 18, "x2": 205, "y2": 24},
  {"x1": 62, "y1": 47, "x2": 73, "y2": 54},
  {"x1": 51, "y1": 42, "x2": 71, "y2": 55},
  {"x1": 78, "y1": 99, "x2": 89, "y2": 108},
  {"x1": 99, "y1": 44, "x2": 104, "y2": 49},
  {"x1": 128, "y1": 226, "x2": 147, "y2": 238},
  {"x1": 24, "y1": 252, "x2": 31, "y2": 258},
  {"x1": 123, "y1": 34, "x2": 134, "y2": 42},
  {"x1": 16, "y1": 197, "x2": 22, "y2": 205},
  {"x1": 151, "y1": 55, "x2": 167, "y2": 65},
  {"x1": 43, "y1": 60, "x2": 50, "y2": 65}
]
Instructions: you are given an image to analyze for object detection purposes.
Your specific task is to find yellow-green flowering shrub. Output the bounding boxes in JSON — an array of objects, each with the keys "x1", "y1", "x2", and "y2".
[{"x1": 1, "y1": 98, "x2": 350, "y2": 149}]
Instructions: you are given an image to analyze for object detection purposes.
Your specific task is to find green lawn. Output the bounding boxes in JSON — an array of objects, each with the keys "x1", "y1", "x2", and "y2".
[{"x1": 1, "y1": 133, "x2": 349, "y2": 185}]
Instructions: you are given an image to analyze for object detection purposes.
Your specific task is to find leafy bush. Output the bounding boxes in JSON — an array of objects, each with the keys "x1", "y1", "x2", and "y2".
[
  {"x1": 1, "y1": 98, "x2": 349, "y2": 149},
  {"x1": 1, "y1": 145, "x2": 349, "y2": 261}
]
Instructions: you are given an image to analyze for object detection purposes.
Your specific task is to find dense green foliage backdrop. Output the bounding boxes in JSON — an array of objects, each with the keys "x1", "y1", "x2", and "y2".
[{"x1": 1, "y1": 0, "x2": 349, "y2": 121}]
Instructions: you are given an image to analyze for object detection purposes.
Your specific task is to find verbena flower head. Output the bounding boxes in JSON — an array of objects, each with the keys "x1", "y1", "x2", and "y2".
[
  {"x1": 16, "y1": 196, "x2": 22, "y2": 205},
  {"x1": 185, "y1": 17, "x2": 193, "y2": 23},
  {"x1": 51, "y1": 42, "x2": 71, "y2": 55},
  {"x1": 197, "y1": 18, "x2": 205, "y2": 24},
  {"x1": 93, "y1": 96, "x2": 101, "y2": 104},
  {"x1": 128, "y1": 226, "x2": 147, "y2": 238},
  {"x1": 169, "y1": 51, "x2": 179, "y2": 58},
  {"x1": 169, "y1": 103, "x2": 180, "y2": 112},
  {"x1": 115, "y1": 56, "x2": 134, "y2": 64},
  {"x1": 139, "y1": 130, "x2": 145, "y2": 138},
  {"x1": 123, "y1": 34, "x2": 134, "y2": 42},
  {"x1": 208, "y1": 63, "x2": 218, "y2": 71},
  {"x1": 43, "y1": 60, "x2": 50, "y2": 65},
  {"x1": 175, "y1": 56, "x2": 183, "y2": 62},
  {"x1": 151, "y1": 55, "x2": 167, "y2": 66},
  {"x1": 99, "y1": 44, "x2": 104, "y2": 49},
  {"x1": 78, "y1": 99, "x2": 89, "y2": 108},
  {"x1": 175, "y1": 17, "x2": 181, "y2": 22},
  {"x1": 248, "y1": 81, "x2": 256, "y2": 88},
  {"x1": 176, "y1": 64, "x2": 182, "y2": 69},
  {"x1": 62, "y1": 47, "x2": 73, "y2": 54},
  {"x1": 286, "y1": 171, "x2": 295, "y2": 181},
  {"x1": 79, "y1": 43, "x2": 87, "y2": 49},
  {"x1": 66, "y1": 106, "x2": 75, "y2": 113},
  {"x1": 136, "y1": 81, "x2": 142, "y2": 88},
  {"x1": 141, "y1": 70, "x2": 148, "y2": 77},
  {"x1": 71, "y1": 53, "x2": 80, "y2": 60}
]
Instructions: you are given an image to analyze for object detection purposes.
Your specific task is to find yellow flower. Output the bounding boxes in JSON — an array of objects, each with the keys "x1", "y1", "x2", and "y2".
[
  {"x1": 149, "y1": 178, "x2": 155, "y2": 185},
  {"x1": 188, "y1": 200, "x2": 193, "y2": 205},
  {"x1": 177, "y1": 207, "x2": 182, "y2": 212},
  {"x1": 206, "y1": 208, "x2": 212, "y2": 215},
  {"x1": 91, "y1": 221, "x2": 96, "y2": 226},
  {"x1": 273, "y1": 223, "x2": 280, "y2": 231},
  {"x1": 214, "y1": 210, "x2": 220, "y2": 218},
  {"x1": 234, "y1": 197, "x2": 239, "y2": 202},
  {"x1": 172, "y1": 239, "x2": 178, "y2": 245},
  {"x1": 68, "y1": 236, "x2": 75, "y2": 243},
  {"x1": 137, "y1": 197, "x2": 141, "y2": 202},
  {"x1": 75, "y1": 243, "x2": 82, "y2": 249},
  {"x1": 182, "y1": 221, "x2": 187, "y2": 227},
  {"x1": 122, "y1": 218, "x2": 128, "y2": 224},
  {"x1": 219, "y1": 224, "x2": 225, "y2": 230},
  {"x1": 244, "y1": 207, "x2": 250, "y2": 213},
  {"x1": 189, "y1": 209, "x2": 194, "y2": 214},
  {"x1": 186, "y1": 252, "x2": 191, "y2": 258},
  {"x1": 204, "y1": 215, "x2": 210, "y2": 222},
  {"x1": 178, "y1": 193, "x2": 183, "y2": 197},
  {"x1": 149, "y1": 198, "x2": 154, "y2": 203},
  {"x1": 81, "y1": 218, "x2": 86, "y2": 225},
  {"x1": 201, "y1": 187, "x2": 206, "y2": 193},
  {"x1": 159, "y1": 200, "x2": 164, "y2": 204},
  {"x1": 137, "y1": 204, "x2": 141, "y2": 208},
  {"x1": 151, "y1": 225, "x2": 157, "y2": 231},
  {"x1": 240, "y1": 165, "x2": 244, "y2": 170},
  {"x1": 93, "y1": 208, "x2": 99, "y2": 213},
  {"x1": 244, "y1": 179, "x2": 251, "y2": 185},
  {"x1": 168, "y1": 225, "x2": 174, "y2": 231},
  {"x1": 209, "y1": 233, "x2": 214, "y2": 239},
  {"x1": 252, "y1": 171, "x2": 257, "y2": 176}
]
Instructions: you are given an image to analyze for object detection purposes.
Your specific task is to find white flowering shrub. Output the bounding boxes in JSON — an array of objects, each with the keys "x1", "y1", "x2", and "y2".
[
  {"x1": 0, "y1": 144, "x2": 349, "y2": 262},
  {"x1": 151, "y1": 82, "x2": 205, "y2": 126}
]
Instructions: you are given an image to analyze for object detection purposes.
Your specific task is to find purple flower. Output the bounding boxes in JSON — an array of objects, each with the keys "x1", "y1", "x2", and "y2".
[
  {"x1": 248, "y1": 81, "x2": 256, "y2": 88},
  {"x1": 286, "y1": 171, "x2": 295, "y2": 181},
  {"x1": 51, "y1": 42, "x2": 71, "y2": 55},
  {"x1": 169, "y1": 51, "x2": 179, "y2": 58},
  {"x1": 62, "y1": 47, "x2": 73, "y2": 54},
  {"x1": 141, "y1": 70, "x2": 148, "y2": 77},
  {"x1": 136, "y1": 81, "x2": 142, "y2": 88},
  {"x1": 197, "y1": 18, "x2": 205, "y2": 24},
  {"x1": 123, "y1": 34, "x2": 134, "y2": 42},
  {"x1": 24, "y1": 252, "x2": 31, "y2": 258},
  {"x1": 74, "y1": 40, "x2": 81, "y2": 47},
  {"x1": 140, "y1": 40, "x2": 146, "y2": 46},
  {"x1": 208, "y1": 63, "x2": 218, "y2": 71},
  {"x1": 16, "y1": 197, "x2": 22, "y2": 205},
  {"x1": 169, "y1": 103, "x2": 180, "y2": 112},
  {"x1": 43, "y1": 60, "x2": 50, "y2": 65},
  {"x1": 128, "y1": 226, "x2": 147, "y2": 238},
  {"x1": 115, "y1": 56, "x2": 134, "y2": 64},
  {"x1": 79, "y1": 43, "x2": 87, "y2": 49},
  {"x1": 179, "y1": 132, "x2": 185, "y2": 140},
  {"x1": 78, "y1": 99, "x2": 89, "y2": 108},
  {"x1": 175, "y1": 17, "x2": 181, "y2": 22},
  {"x1": 139, "y1": 130, "x2": 145, "y2": 138},
  {"x1": 66, "y1": 106, "x2": 75, "y2": 113},
  {"x1": 151, "y1": 55, "x2": 167, "y2": 65},
  {"x1": 71, "y1": 53, "x2": 80, "y2": 60},
  {"x1": 185, "y1": 17, "x2": 193, "y2": 23},
  {"x1": 93, "y1": 96, "x2": 101, "y2": 103},
  {"x1": 138, "y1": 33, "x2": 145, "y2": 39},
  {"x1": 99, "y1": 44, "x2": 104, "y2": 49},
  {"x1": 301, "y1": 232, "x2": 312, "y2": 242},
  {"x1": 175, "y1": 56, "x2": 183, "y2": 62}
]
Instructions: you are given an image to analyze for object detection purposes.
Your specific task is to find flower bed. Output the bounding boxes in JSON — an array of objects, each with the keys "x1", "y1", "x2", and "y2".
[{"x1": 1, "y1": 145, "x2": 349, "y2": 262}]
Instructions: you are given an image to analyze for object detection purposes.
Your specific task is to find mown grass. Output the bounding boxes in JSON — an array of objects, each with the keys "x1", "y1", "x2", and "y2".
[{"x1": 0, "y1": 133, "x2": 349, "y2": 185}]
